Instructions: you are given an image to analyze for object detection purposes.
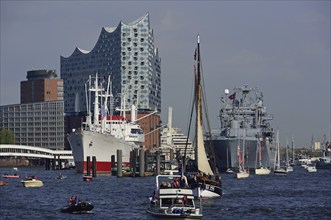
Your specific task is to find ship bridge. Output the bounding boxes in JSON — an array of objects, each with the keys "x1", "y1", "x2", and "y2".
[{"x1": 0, "y1": 144, "x2": 73, "y2": 160}]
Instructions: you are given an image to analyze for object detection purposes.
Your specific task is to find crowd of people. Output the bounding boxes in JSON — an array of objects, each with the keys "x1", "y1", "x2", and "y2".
[{"x1": 160, "y1": 176, "x2": 188, "y2": 188}]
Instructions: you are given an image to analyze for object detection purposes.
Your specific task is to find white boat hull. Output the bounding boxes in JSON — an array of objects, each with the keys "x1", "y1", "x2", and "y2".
[
  {"x1": 68, "y1": 129, "x2": 137, "y2": 173},
  {"x1": 146, "y1": 208, "x2": 202, "y2": 219},
  {"x1": 21, "y1": 180, "x2": 43, "y2": 187},
  {"x1": 274, "y1": 168, "x2": 287, "y2": 175},
  {"x1": 286, "y1": 166, "x2": 294, "y2": 172},
  {"x1": 307, "y1": 166, "x2": 317, "y2": 172},
  {"x1": 255, "y1": 167, "x2": 271, "y2": 175},
  {"x1": 193, "y1": 186, "x2": 222, "y2": 198},
  {"x1": 236, "y1": 171, "x2": 250, "y2": 179}
]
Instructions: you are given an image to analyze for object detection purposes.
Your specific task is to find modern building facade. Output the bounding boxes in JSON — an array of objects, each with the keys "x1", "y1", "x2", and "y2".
[
  {"x1": 61, "y1": 13, "x2": 161, "y2": 114},
  {"x1": 20, "y1": 69, "x2": 63, "y2": 104},
  {"x1": 0, "y1": 101, "x2": 65, "y2": 150}
]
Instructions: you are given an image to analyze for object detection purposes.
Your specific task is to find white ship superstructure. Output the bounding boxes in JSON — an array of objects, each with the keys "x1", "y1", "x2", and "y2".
[{"x1": 160, "y1": 107, "x2": 195, "y2": 160}]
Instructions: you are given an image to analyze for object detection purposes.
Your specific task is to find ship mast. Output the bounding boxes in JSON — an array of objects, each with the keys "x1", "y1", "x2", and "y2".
[{"x1": 195, "y1": 35, "x2": 214, "y2": 176}]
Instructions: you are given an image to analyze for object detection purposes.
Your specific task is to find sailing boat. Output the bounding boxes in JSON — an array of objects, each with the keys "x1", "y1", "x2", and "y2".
[
  {"x1": 184, "y1": 35, "x2": 222, "y2": 198},
  {"x1": 289, "y1": 136, "x2": 295, "y2": 167},
  {"x1": 285, "y1": 138, "x2": 293, "y2": 172},
  {"x1": 255, "y1": 133, "x2": 271, "y2": 175},
  {"x1": 236, "y1": 130, "x2": 249, "y2": 179},
  {"x1": 226, "y1": 148, "x2": 235, "y2": 174},
  {"x1": 274, "y1": 130, "x2": 287, "y2": 175}
]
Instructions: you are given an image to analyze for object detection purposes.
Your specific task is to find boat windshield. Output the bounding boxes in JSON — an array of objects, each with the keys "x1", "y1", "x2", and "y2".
[
  {"x1": 131, "y1": 128, "x2": 143, "y2": 134},
  {"x1": 161, "y1": 198, "x2": 194, "y2": 207}
]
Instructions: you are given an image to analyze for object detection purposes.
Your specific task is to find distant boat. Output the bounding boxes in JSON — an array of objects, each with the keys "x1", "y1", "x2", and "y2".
[
  {"x1": 255, "y1": 133, "x2": 271, "y2": 175},
  {"x1": 2, "y1": 173, "x2": 19, "y2": 179},
  {"x1": 2, "y1": 168, "x2": 20, "y2": 179},
  {"x1": 21, "y1": 176, "x2": 43, "y2": 187},
  {"x1": 285, "y1": 138, "x2": 293, "y2": 172},
  {"x1": 307, "y1": 165, "x2": 317, "y2": 173},
  {"x1": 274, "y1": 131, "x2": 287, "y2": 176},
  {"x1": 226, "y1": 148, "x2": 235, "y2": 174},
  {"x1": 0, "y1": 181, "x2": 8, "y2": 186},
  {"x1": 289, "y1": 136, "x2": 295, "y2": 167},
  {"x1": 83, "y1": 175, "x2": 93, "y2": 182},
  {"x1": 236, "y1": 130, "x2": 249, "y2": 179}
]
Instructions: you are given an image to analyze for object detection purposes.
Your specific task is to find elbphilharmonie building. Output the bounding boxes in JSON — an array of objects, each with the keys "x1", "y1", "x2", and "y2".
[{"x1": 61, "y1": 13, "x2": 161, "y2": 114}]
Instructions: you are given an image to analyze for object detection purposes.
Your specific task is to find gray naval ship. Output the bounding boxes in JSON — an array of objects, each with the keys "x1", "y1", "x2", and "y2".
[{"x1": 207, "y1": 85, "x2": 276, "y2": 172}]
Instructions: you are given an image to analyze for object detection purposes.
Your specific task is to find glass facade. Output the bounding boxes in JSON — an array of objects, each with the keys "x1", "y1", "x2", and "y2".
[{"x1": 61, "y1": 13, "x2": 161, "y2": 114}]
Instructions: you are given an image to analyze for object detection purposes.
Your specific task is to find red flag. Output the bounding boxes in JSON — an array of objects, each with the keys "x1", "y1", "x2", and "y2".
[{"x1": 228, "y1": 93, "x2": 236, "y2": 100}]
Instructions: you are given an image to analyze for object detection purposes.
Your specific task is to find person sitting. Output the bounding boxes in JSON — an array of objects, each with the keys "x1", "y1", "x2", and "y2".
[
  {"x1": 161, "y1": 181, "x2": 168, "y2": 188},
  {"x1": 74, "y1": 195, "x2": 79, "y2": 205},
  {"x1": 68, "y1": 196, "x2": 75, "y2": 205},
  {"x1": 173, "y1": 178, "x2": 179, "y2": 188}
]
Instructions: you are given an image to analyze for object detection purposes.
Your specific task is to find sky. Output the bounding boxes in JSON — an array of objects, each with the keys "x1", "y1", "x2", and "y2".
[{"x1": 0, "y1": 1, "x2": 330, "y2": 148}]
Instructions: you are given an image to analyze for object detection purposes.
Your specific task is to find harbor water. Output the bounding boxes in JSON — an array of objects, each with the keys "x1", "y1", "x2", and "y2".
[{"x1": 1, "y1": 167, "x2": 330, "y2": 219}]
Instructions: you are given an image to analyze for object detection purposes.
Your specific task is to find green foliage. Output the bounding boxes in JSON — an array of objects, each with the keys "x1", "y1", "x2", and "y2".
[{"x1": 0, "y1": 129, "x2": 15, "y2": 144}]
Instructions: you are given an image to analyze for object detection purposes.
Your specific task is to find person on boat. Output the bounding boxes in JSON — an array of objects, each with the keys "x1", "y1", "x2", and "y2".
[
  {"x1": 180, "y1": 176, "x2": 188, "y2": 188},
  {"x1": 151, "y1": 190, "x2": 158, "y2": 205},
  {"x1": 161, "y1": 181, "x2": 167, "y2": 188},
  {"x1": 74, "y1": 195, "x2": 79, "y2": 205},
  {"x1": 69, "y1": 196, "x2": 75, "y2": 205},
  {"x1": 172, "y1": 178, "x2": 180, "y2": 188},
  {"x1": 178, "y1": 165, "x2": 182, "y2": 175},
  {"x1": 183, "y1": 195, "x2": 188, "y2": 205}
]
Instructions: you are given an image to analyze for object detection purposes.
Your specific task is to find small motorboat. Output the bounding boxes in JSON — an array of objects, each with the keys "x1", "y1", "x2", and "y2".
[
  {"x1": 83, "y1": 175, "x2": 93, "y2": 182},
  {"x1": 307, "y1": 165, "x2": 317, "y2": 173},
  {"x1": 21, "y1": 176, "x2": 43, "y2": 187},
  {"x1": 2, "y1": 173, "x2": 20, "y2": 179},
  {"x1": 146, "y1": 174, "x2": 203, "y2": 219},
  {"x1": 0, "y1": 181, "x2": 9, "y2": 186},
  {"x1": 61, "y1": 201, "x2": 94, "y2": 213}
]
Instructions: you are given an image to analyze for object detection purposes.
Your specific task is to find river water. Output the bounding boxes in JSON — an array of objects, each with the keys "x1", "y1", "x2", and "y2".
[{"x1": 1, "y1": 166, "x2": 330, "y2": 219}]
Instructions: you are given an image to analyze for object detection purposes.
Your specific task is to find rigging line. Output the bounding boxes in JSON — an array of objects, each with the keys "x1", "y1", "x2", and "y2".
[{"x1": 184, "y1": 67, "x2": 197, "y2": 165}]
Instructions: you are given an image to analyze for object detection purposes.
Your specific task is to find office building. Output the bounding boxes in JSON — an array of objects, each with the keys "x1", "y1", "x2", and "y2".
[
  {"x1": 20, "y1": 69, "x2": 63, "y2": 104},
  {"x1": 0, "y1": 101, "x2": 65, "y2": 150}
]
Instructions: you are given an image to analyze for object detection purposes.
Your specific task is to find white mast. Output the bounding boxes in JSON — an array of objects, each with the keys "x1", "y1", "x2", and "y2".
[{"x1": 131, "y1": 101, "x2": 137, "y2": 122}]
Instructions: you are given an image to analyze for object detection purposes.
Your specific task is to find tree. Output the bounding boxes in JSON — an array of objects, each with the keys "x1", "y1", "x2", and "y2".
[{"x1": 0, "y1": 129, "x2": 15, "y2": 144}]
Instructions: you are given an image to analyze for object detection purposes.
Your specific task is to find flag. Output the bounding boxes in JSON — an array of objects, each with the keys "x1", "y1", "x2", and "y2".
[{"x1": 228, "y1": 93, "x2": 236, "y2": 100}]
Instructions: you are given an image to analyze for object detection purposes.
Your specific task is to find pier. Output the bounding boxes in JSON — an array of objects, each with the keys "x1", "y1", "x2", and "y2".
[{"x1": 0, "y1": 144, "x2": 74, "y2": 169}]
